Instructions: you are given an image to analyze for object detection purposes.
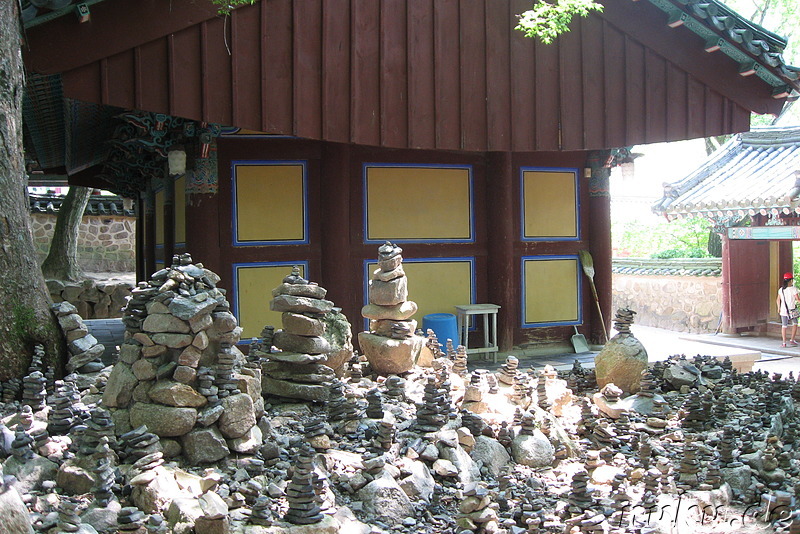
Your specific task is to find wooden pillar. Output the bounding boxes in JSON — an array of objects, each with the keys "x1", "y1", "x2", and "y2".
[
  {"x1": 144, "y1": 184, "x2": 156, "y2": 278},
  {"x1": 320, "y1": 143, "x2": 355, "y2": 321},
  {"x1": 184, "y1": 142, "x2": 222, "y2": 275},
  {"x1": 720, "y1": 234, "x2": 734, "y2": 334},
  {"x1": 135, "y1": 194, "x2": 146, "y2": 283},
  {"x1": 486, "y1": 152, "x2": 516, "y2": 351},
  {"x1": 163, "y1": 172, "x2": 175, "y2": 267},
  {"x1": 587, "y1": 171, "x2": 612, "y2": 344}
]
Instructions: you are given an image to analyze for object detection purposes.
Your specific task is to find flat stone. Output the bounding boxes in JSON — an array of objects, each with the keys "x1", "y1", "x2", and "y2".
[
  {"x1": 143, "y1": 313, "x2": 191, "y2": 334},
  {"x1": 173, "y1": 365, "x2": 198, "y2": 384},
  {"x1": 130, "y1": 403, "x2": 197, "y2": 437},
  {"x1": 68, "y1": 334, "x2": 98, "y2": 355},
  {"x1": 58, "y1": 313, "x2": 83, "y2": 331},
  {"x1": 373, "y1": 266, "x2": 404, "y2": 282},
  {"x1": 67, "y1": 344, "x2": 105, "y2": 372},
  {"x1": 190, "y1": 313, "x2": 214, "y2": 333},
  {"x1": 282, "y1": 313, "x2": 325, "y2": 336},
  {"x1": 151, "y1": 333, "x2": 194, "y2": 349},
  {"x1": 272, "y1": 282, "x2": 327, "y2": 299},
  {"x1": 270, "y1": 294, "x2": 334, "y2": 314},
  {"x1": 358, "y1": 333, "x2": 424, "y2": 375},
  {"x1": 192, "y1": 331, "x2": 209, "y2": 350},
  {"x1": 272, "y1": 331, "x2": 330, "y2": 354},
  {"x1": 56, "y1": 459, "x2": 94, "y2": 495},
  {"x1": 198, "y1": 490, "x2": 229, "y2": 520},
  {"x1": 148, "y1": 380, "x2": 207, "y2": 408},
  {"x1": 267, "y1": 352, "x2": 327, "y2": 364},
  {"x1": 197, "y1": 404, "x2": 225, "y2": 427},
  {"x1": 169, "y1": 295, "x2": 218, "y2": 321},
  {"x1": 262, "y1": 377, "x2": 329, "y2": 402},
  {"x1": 361, "y1": 301, "x2": 418, "y2": 321},
  {"x1": 66, "y1": 325, "x2": 89, "y2": 342},
  {"x1": 182, "y1": 427, "x2": 230, "y2": 465},
  {"x1": 218, "y1": 393, "x2": 256, "y2": 439}
]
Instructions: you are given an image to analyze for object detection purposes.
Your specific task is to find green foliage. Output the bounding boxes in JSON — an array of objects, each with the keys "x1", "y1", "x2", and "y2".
[
  {"x1": 11, "y1": 301, "x2": 36, "y2": 341},
  {"x1": 612, "y1": 216, "x2": 716, "y2": 258},
  {"x1": 211, "y1": 0, "x2": 256, "y2": 15},
  {"x1": 515, "y1": 0, "x2": 604, "y2": 44}
]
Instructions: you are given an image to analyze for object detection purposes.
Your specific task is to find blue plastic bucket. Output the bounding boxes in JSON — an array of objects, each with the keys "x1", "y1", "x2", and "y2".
[{"x1": 422, "y1": 313, "x2": 459, "y2": 347}]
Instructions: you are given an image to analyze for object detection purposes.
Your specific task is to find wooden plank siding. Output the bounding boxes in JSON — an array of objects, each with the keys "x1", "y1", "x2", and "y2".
[{"x1": 43, "y1": 0, "x2": 782, "y2": 153}]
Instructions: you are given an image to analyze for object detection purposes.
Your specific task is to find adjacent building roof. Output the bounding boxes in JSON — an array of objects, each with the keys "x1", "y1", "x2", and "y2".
[
  {"x1": 21, "y1": 0, "x2": 800, "y2": 156},
  {"x1": 29, "y1": 193, "x2": 136, "y2": 217},
  {"x1": 652, "y1": 127, "x2": 800, "y2": 220}
]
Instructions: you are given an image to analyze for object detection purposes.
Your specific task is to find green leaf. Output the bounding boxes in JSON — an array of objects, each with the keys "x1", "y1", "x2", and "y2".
[{"x1": 515, "y1": 0, "x2": 604, "y2": 44}]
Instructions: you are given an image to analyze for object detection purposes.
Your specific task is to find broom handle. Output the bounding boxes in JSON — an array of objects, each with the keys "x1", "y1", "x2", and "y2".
[{"x1": 587, "y1": 279, "x2": 608, "y2": 343}]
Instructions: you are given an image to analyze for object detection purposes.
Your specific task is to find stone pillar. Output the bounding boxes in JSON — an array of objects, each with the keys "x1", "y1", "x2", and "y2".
[{"x1": 486, "y1": 152, "x2": 515, "y2": 351}]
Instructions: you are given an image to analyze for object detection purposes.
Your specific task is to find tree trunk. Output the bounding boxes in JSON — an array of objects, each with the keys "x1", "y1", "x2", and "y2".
[
  {"x1": 0, "y1": 1, "x2": 66, "y2": 380},
  {"x1": 41, "y1": 186, "x2": 92, "y2": 281}
]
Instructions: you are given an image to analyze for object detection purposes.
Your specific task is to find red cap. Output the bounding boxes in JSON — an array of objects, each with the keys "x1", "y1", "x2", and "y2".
[{"x1": 785, "y1": 272, "x2": 794, "y2": 280}]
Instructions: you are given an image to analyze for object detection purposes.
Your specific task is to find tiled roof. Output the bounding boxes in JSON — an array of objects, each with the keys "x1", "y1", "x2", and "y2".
[
  {"x1": 612, "y1": 258, "x2": 722, "y2": 276},
  {"x1": 29, "y1": 193, "x2": 136, "y2": 217},
  {"x1": 652, "y1": 127, "x2": 800, "y2": 219},
  {"x1": 642, "y1": 0, "x2": 799, "y2": 96}
]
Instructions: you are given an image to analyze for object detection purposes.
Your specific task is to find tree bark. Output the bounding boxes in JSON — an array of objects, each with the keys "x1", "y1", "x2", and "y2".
[
  {"x1": 41, "y1": 186, "x2": 92, "y2": 281},
  {"x1": 0, "y1": 1, "x2": 66, "y2": 380}
]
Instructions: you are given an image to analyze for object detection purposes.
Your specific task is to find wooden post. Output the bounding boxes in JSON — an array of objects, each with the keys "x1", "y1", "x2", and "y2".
[
  {"x1": 587, "y1": 174, "x2": 613, "y2": 344},
  {"x1": 163, "y1": 171, "x2": 175, "y2": 267},
  {"x1": 184, "y1": 142, "x2": 222, "y2": 276},
  {"x1": 135, "y1": 194, "x2": 146, "y2": 282},
  {"x1": 320, "y1": 143, "x2": 355, "y2": 321},
  {"x1": 486, "y1": 151, "x2": 515, "y2": 351},
  {"x1": 144, "y1": 184, "x2": 156, "y2": 278}
]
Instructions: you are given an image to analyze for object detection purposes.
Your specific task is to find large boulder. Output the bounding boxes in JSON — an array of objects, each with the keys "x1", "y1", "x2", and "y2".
[
  {"x1": 510, "y1": 431, "x2": 554, "y2": 468},
  {"x1": 3, "y1": 455, "x2": 58, "y2": 494},
  {"x1": 0, "y1": 485, "x2": 34, "y2": 534},
  {"x1": 470, "y1": 436, "x2": 511, "y2": 477},
  {"x1": 217, "y1": 393, "x2": 256, "y2": 439},
  {"x1": 181, "y1": 427, "x2": 230, "y2": 464},
  {"x1": 262, "y1": 376, "x2": 329, "y2": 402},
  {"x1": 358, "y1": 472, "x2": 414, "y2": 524},
  {"x1": 358, "y1": 333, "x2": 424, "y2": 375},
  {"x1": 594, "y1": 333, "x2": 648, "y2": 395},
  {"x1": 103, "y1": 362, "x2": 138, "y2": 408},
  {"x1": 129, "y1": 403, "x2": 197, "y2": 437},
  {"x1": 398, "y1": 459, "x2": 434, "y2": 502}
]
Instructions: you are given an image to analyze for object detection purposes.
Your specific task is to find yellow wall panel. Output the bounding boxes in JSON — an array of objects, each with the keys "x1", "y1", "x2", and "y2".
[
  {"x1": 366, "y1": 166, "x2": 472, "y2": 241},
  {"x1": 366, "y1": 259, "x2": 473, "y2": 321},
  {"x1": 175, "y1": 175, "x2": 186, "y2": 244},
  {"x1": 234, "y1": 163, "x2": 306, "y2": 244},
  {"x1": 522, "y1": 169, "x2": 578, "y2": 239},
  {"x1": 155, "y1": 190, "x2": 164, "y2": 245},
  {"x1": 523, "y1": 257, "x2": 579, "y2": 325},
  {"x1": 236, "y1": 263, "x2": 306, "y2": 338}
]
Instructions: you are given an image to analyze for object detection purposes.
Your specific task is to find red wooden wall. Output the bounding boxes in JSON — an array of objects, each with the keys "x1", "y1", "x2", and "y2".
[{"x1": 25, "y1": 0, "x2": 769, "y2": 154}]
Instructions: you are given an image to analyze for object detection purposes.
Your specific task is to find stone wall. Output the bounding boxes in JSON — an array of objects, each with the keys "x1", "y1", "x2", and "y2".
[
  {"x1": 31, "y1": 213, "x2": 136, "y2": 273},
  {"x1": 612, "y1": 259, "x2": 723, "y2": 333},
  {"x1": 46, "y1": 278, "x2": 134, "y2": 320}
]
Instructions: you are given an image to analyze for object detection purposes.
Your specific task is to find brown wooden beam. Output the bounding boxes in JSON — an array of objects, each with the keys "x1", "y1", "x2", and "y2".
[
  {"x1": 163, "y1": 172, "x2": 175, "y2": 267},
  {"x1": 486, "y1": 151, "x2": 515, "y2": 351}
]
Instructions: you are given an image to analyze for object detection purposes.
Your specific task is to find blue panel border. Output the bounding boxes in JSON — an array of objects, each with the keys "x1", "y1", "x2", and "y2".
[
  {"x1": 520, "y1": 167, "x2": 580, "y2": 242},
  {"x1": 520, "y1": 254, "x2": 582, "y2": 328},
  {"x1": 231, "y1": 160, "x2": 309, "y2": 247},
  {"x1": 361, "y1": 256, "x2": 476, "y2": 331},
  {"x1": 231, "y1": 260, "x2": 310, "y2": 344},
  {"x1": 362, "y1": 163, "x2": 475, "y2": 244}
]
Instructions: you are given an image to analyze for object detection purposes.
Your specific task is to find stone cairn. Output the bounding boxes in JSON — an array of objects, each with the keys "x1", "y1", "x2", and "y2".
[
  {"x1": 52, "y1": 301, "x2": 107, "y2": 373},
  {"x1": 498, "y1": 355, "x2": 520, "y2": 386},
  {"x1": 103, "y1": 253, "x2": 259, "y2": 465},
  {"x1": 262, "y1": 267, "x2": 336, "y2": 402},
  {"x1": 285, "y1": 444, "x2": 323, "y2": 525},
  {"x1": 359, "y1": 242, "x2": 426, "y2": 375}
]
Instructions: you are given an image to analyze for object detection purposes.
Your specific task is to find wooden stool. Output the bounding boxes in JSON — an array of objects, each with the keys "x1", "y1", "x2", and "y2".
[{"x1": 454, "y1": 304, "x2": 500, "y2": 363}]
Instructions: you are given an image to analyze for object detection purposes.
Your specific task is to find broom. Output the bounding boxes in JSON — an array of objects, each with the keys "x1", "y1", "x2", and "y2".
[{"x1": 579, "y1": 250, "x2": 609, "y2": 343}]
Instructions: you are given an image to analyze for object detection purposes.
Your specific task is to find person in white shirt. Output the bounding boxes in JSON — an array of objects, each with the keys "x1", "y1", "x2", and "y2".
[{"x1": 777, "y1": 272, "x2": 799, "y2": 347}]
